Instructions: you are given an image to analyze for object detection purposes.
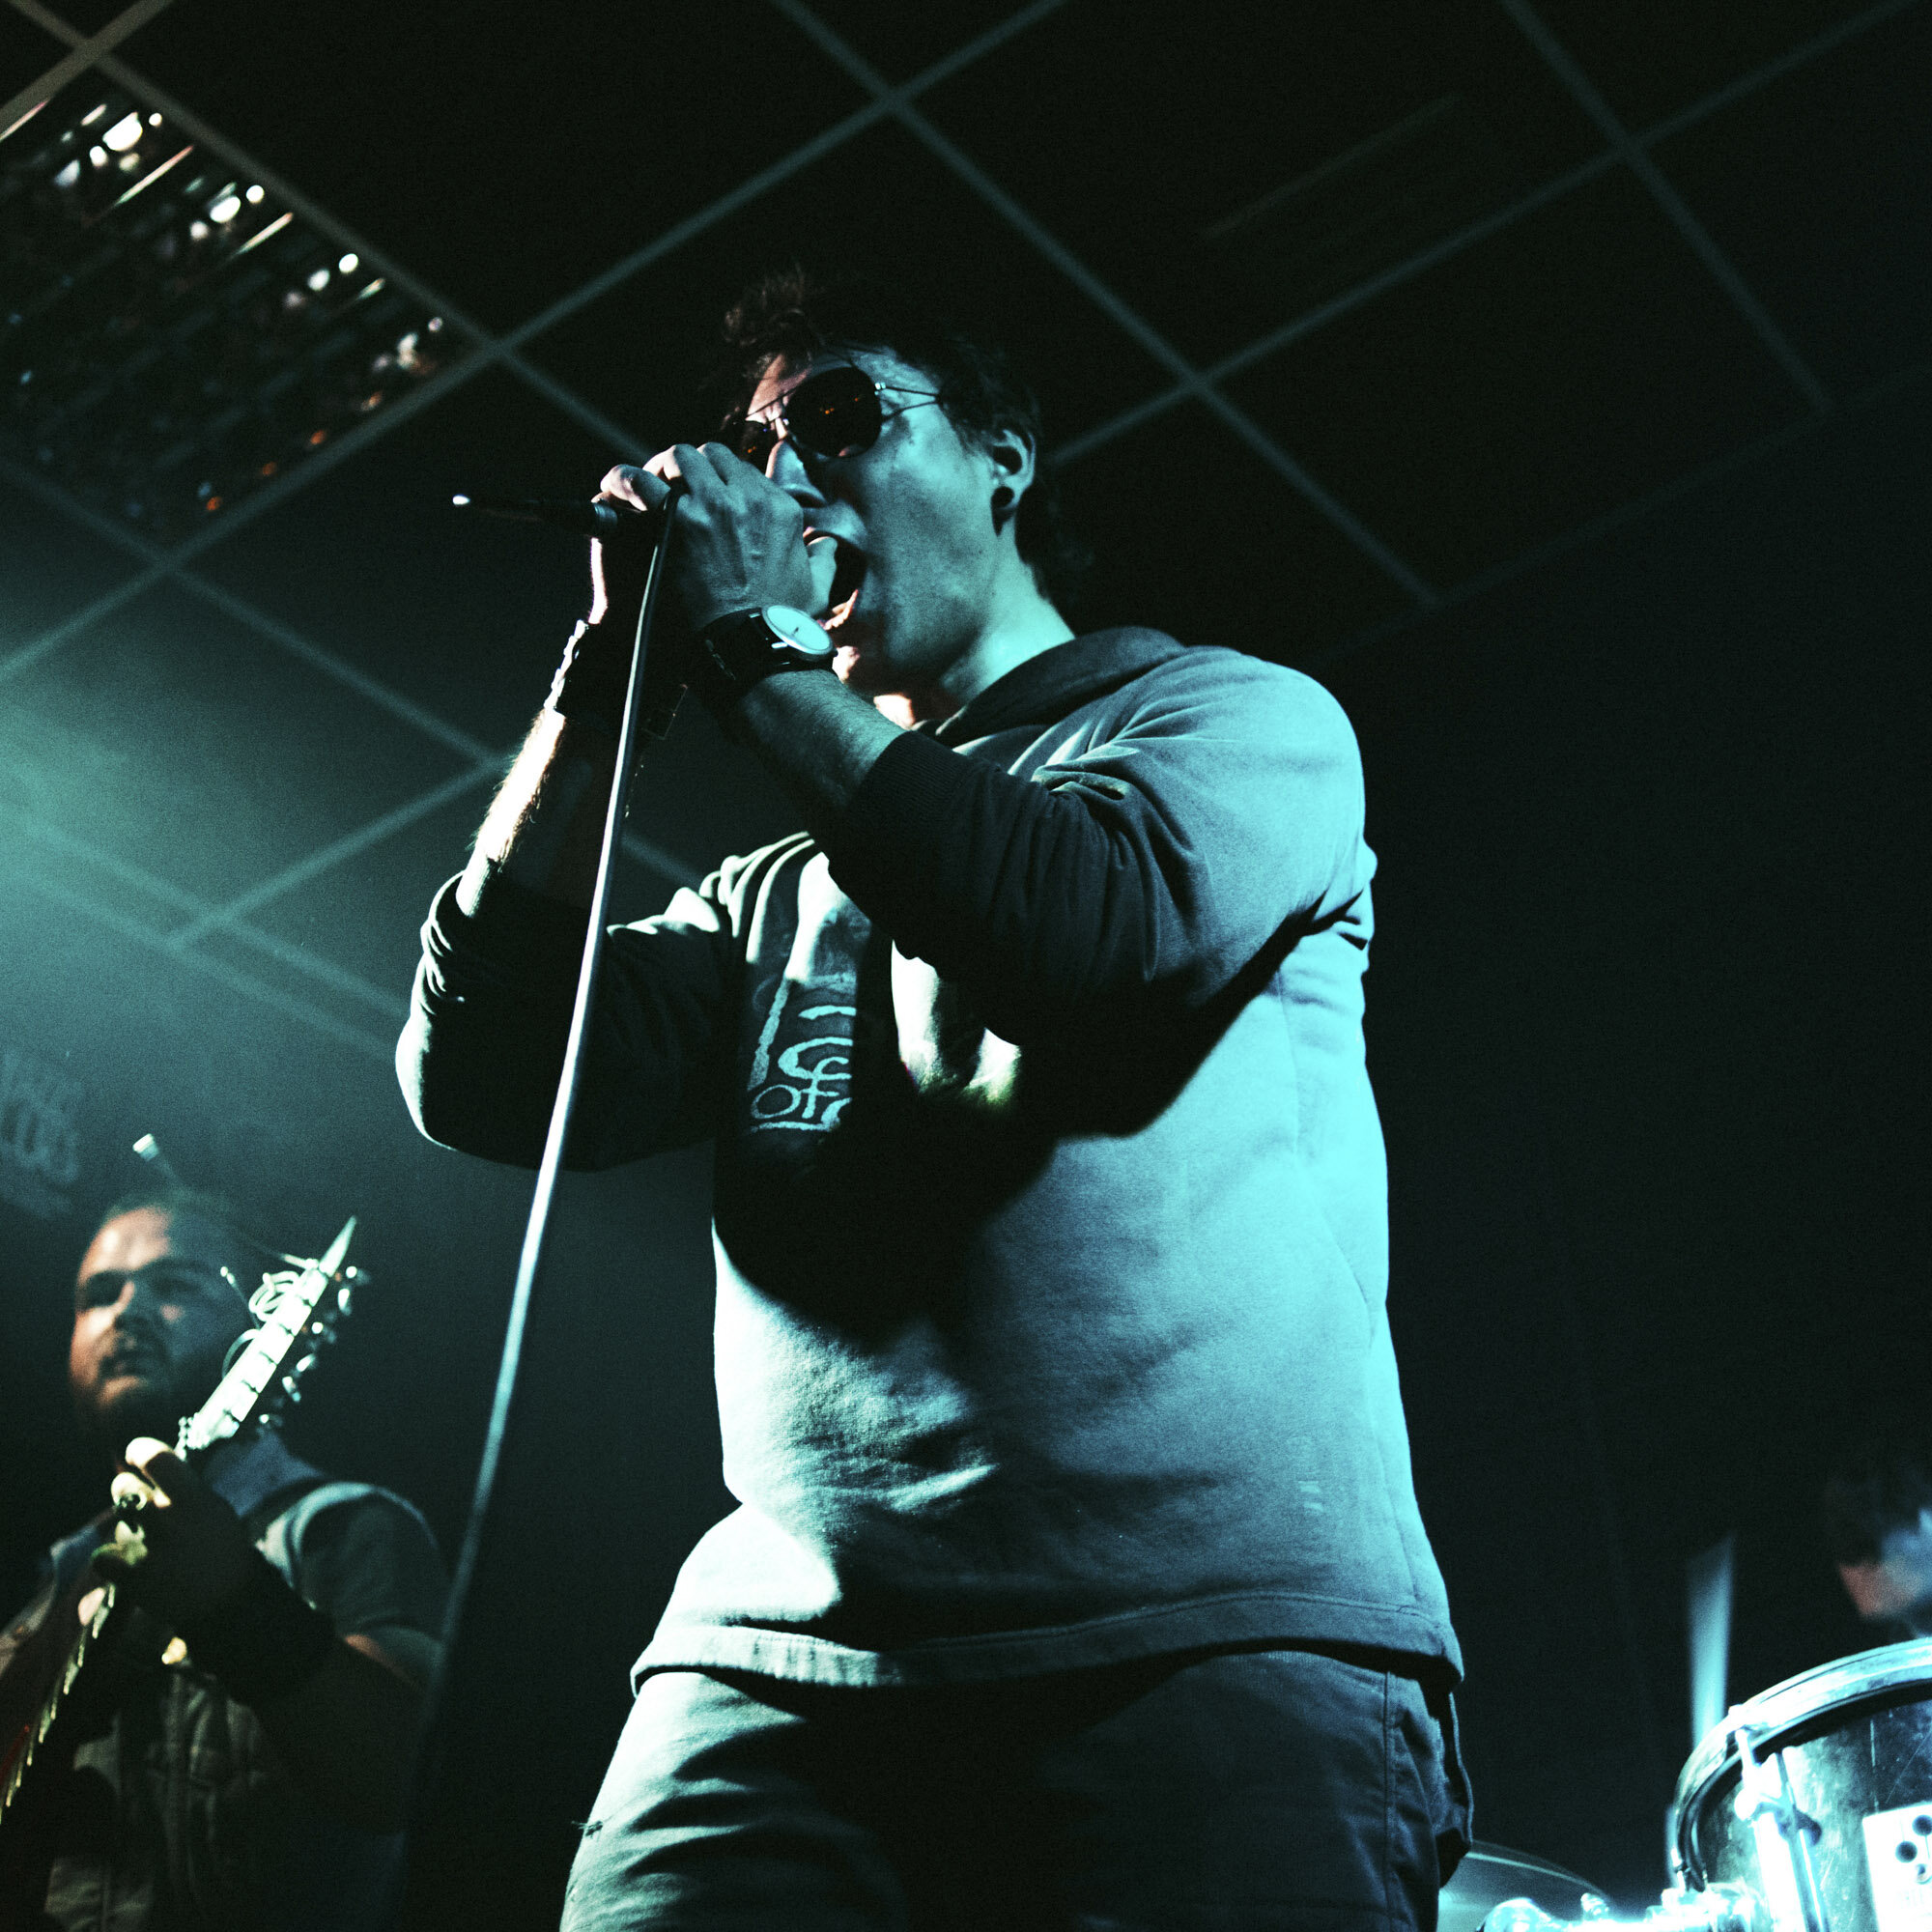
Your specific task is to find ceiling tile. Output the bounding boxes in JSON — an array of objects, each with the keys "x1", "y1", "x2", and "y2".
[
  {"x1": 0, "y1": 578, "x2": 470, "y2": 904},
  {"x1": 1527, "y1": 0, "x2": 1893, "y2": 130},
  {"x1": 0, "y1": 9, "x2": 64, "y2": 99},
  {"x1": 188, "y1": 365, "x2": 619, "y2": 753},
  {"x1": 1222, "y1": 171, "x2": 1803, "y2": 584},
  {"x1": 179, "y1": 920, "x2": 402, "y2": 1057},
  {"x1": 526, "y1": 118, "x2": 1171, "y2": 456},
  {"x1": 1652, "y1": 6, "x2": 1932, "y2": 397},
  {"x1": 116, "y1": 0, "x2": 871, "y2": 330},
  {"x1": 0, "y1": 831, "x2": 408, "y2": 1074},
  {"x1": 802, "y1": 0, "x2": 1038, "y2": 84},
  {"x1": 1052, "y1": 399, "x2": 1414, "y2": 661},
  {"x1": 50, "y1": 0, "x2": 137, "y2": 31},
  {"x1": 918, "y1": 0, "x2": 1605, "y2": 368},
  {"x1": 0, "y1": 469, "x2": 141, "y2": 652},
  {"x1": 1, "y1": 799, "x2": 193, "y2": 932},
  {"x1": 207, "y1": 736, "x2": 800, "y2": 1013},
  {"x1": 238, "y1": 784, "x2": 497, "y2": 1009}
]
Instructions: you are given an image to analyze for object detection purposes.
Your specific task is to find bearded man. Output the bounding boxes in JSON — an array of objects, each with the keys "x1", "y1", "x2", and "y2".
[{"x1": 0, "y1": 1188, "x2": 444, "y2": 1929}]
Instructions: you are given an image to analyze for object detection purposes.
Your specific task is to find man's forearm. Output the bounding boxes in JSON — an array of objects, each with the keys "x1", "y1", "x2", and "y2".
[
  {"x1": 460, "y1": 710, "x2": 619, "y2": 914},
  {"x1": 251, "y1": 1634, "x2": 426, "y2": 1832},
  {"x1": 462, "y1": 671, "x2": 897, "y2": 922},
  {"x1": 732, "y1": 670, "x2": 902, "y2": 847}
]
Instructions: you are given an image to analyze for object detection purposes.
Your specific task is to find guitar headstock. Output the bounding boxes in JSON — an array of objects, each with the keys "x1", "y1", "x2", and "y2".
[
  {"x1": 251, "y1": 1264, "x2": 363, "y2": 1431},
  {"x1": 176, "y1": 1217, "x2": 359, "y2": 1459}
]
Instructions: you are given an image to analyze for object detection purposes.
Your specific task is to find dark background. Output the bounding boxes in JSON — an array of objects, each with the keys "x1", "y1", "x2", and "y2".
[{"x1": 1, "y1": 0, "x2": 1926, "y2": 1920}]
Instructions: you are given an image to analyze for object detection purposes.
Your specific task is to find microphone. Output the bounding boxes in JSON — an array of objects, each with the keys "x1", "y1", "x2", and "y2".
[{"x1": 450, "y1": 482, "x2": 686, "y2": 537}]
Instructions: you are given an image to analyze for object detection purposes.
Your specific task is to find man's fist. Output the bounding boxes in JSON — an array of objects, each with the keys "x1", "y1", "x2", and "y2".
[
  {"x1": 595, "y1": 444, "x2": 820, "y2": 638},
  {"x1": 93, "y1": 1437, "x2": 256, "y2": 1629}
]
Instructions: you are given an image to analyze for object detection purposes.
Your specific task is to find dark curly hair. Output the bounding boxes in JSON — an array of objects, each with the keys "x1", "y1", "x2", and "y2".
[
  {"x1": 717, "y1": 269, "x2": 1090, "y2": 613},
  {"x1": 1821, "y1": 1435, "x2": 1932, "y2": 1567}
]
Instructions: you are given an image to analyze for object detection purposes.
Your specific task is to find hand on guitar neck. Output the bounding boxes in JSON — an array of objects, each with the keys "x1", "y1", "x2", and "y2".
[
  {"x1": 77, "y1": 1435, "x2": 431, "y2": 1834},
  {"x1": 92, "y1": 1436, "x2": 256, "y2": 1633}
]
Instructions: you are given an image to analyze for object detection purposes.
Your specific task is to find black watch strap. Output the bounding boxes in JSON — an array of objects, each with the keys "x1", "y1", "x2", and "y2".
[
  {"x1": 544, "y1": 618, "x2": 626, "y2": 738},
  {"x1": 689, "y1": 607, "x2": 837, "y2": 723}
]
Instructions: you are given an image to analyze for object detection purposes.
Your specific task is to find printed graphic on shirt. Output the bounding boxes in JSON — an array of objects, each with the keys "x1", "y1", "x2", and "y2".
[
  {"x1": 747, "y1": 978, "x2": 857, "y2": 1131},
  {"x1": 745, "y1": 858, "x2": 867, "y2": 1136}
]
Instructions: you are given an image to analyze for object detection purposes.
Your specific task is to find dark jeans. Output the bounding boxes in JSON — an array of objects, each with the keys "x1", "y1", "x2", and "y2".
[{"x1": 560, "y1": 1646, "x2": 1472, "y2": 1931}]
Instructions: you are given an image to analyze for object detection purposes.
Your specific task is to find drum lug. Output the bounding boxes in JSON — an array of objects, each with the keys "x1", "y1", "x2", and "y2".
[
  {"x1": 1729, "y1": 1715, "x2": 1829, "y2": 1932},
  {"x1": 1480, "y1": 1880, "x2": 1761, "y2": 1932}
]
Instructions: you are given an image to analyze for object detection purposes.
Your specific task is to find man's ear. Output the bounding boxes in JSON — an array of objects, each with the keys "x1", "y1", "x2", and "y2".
[{"x1": 981, "y1": 427, "x2": 1037, "y2": 528}]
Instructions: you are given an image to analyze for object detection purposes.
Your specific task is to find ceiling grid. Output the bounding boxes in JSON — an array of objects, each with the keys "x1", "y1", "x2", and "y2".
[
  {"x1": 1495, "y1": 0, "x2": 1835, "y2": 416},
  {"x1": 767, "y1": 0, "x2": 1441, "y2": 607},
  {"x1": 1308, "y1": 350, "x2": 1930, "y2": 674},
  {"x1": 5, "y1": 0, "x2": 1908, "y2": 697},
  {"x1": 7, "y1": 809, "x2": 403, "y2": 1056},
  {"x1": 0, "y1": 0, "x2": 169, "y2": 138},
  {"x1": 2, "y1": 0, "x2": 1924, "y2": 1064}
]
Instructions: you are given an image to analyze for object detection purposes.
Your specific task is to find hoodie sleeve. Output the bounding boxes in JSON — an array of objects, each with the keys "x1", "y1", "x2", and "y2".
[
  {"x1": 820, "y1": 651, "x2": 1370, "y2": 1040},
  {"x1": 396, "y1": 860, "x2": 744, "y2": 1170}
]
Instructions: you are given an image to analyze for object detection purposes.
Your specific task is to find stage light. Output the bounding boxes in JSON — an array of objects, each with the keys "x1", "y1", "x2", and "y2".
[
  {"x1": 2, "y1": 80, "x2": 456, "y2": 542},
  {"x1": 232, "y1": 210, "x2": 292, "y2": 255}
]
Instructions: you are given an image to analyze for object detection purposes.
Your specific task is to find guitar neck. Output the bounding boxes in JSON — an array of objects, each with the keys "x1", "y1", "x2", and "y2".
[
  {"x1": 0, "y1": 1573, "x2": 117, "y2": 1825},
  {"x1": 179, "y1": 1293, "x2": 319, "y2": 1454}
]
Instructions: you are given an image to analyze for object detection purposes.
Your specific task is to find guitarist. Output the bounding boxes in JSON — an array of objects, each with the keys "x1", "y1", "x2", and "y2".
[{"x1": 0, "y1": 1188, "x2": 446, "y2": 1930}]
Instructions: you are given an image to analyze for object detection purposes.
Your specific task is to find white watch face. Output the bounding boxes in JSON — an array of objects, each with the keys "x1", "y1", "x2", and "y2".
[{"x1": 761, "y1": 604, "x2": 835, "y2": 656}]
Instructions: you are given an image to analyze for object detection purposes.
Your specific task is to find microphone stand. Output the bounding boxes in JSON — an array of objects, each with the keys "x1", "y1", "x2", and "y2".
[{"x1": 403, "y1": 495, "x2": 684, "y2": 1893}]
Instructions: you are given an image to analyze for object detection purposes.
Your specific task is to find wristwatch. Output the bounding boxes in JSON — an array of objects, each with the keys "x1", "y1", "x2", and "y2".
[{"x1": 691, "y1": 604, "x2": 838, "y2": 719}]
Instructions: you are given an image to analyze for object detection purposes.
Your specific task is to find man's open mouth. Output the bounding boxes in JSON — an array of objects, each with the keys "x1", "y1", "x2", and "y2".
[{"x1": 822, "y1": 538, "x2": 867, "y2": 631}]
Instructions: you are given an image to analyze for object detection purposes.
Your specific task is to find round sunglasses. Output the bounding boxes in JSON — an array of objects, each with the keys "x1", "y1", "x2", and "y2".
[{"x1": 732, "y1": 364, "x2": 941, "y2": 469}]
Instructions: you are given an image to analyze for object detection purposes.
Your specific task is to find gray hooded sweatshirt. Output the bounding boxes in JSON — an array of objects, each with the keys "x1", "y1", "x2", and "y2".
[{"x1": 401, "y1": 627, "x2": 1460, "y2": 1688}]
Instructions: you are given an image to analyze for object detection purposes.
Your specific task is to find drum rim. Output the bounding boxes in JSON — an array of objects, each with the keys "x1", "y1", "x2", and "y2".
[
  {"x1": 1671, "y1": 1637, "x2": 1932, "y2": 1859},
  {"x1": 1455, "y1": 1841, "x2": 1602, "y2": 1891}
]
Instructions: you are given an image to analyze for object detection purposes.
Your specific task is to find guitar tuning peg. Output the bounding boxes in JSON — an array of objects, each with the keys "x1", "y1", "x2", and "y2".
[
  {"x1": 280, "y1": 1377, "x2": 302, "y2": 1403},
  {"x1": 294, "y1": 1354, "x2": 317, "y2": 1378},
  {"x1": 336, "y1": 1285, "x2": 354, "y2": 1314}
]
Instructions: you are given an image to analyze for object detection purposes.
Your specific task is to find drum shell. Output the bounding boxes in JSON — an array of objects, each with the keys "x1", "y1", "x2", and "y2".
[{"x1": 1673, "y1": 1640, "x2": 1932, "y2": 1932}]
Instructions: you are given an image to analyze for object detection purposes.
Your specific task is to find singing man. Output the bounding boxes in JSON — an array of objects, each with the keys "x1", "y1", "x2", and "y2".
[
  {"x1": 0, "y1": 1187, "x2": 445, "y2": 1929},
  {"x1": 401, "y1": 271, "x2": 1470, "y2": 1929}
]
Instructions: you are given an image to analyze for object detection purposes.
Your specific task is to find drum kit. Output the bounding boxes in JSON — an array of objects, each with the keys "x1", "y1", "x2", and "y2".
[{"x1": 1464, "y1": 1639, "x2": 1932, "y2": 1932}]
